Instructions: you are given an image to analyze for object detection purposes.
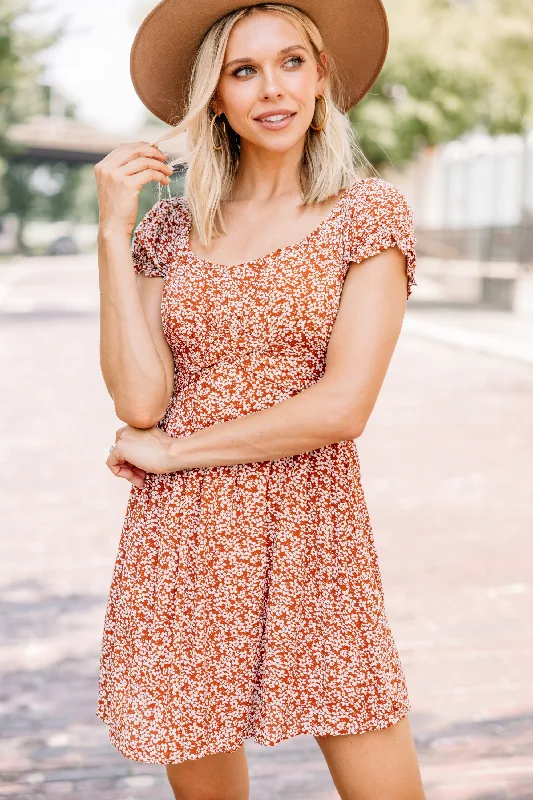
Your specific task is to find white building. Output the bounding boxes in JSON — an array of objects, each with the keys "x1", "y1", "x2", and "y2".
[{"x1": 386, "y1": 127, "x2": 533, "y2": 232}]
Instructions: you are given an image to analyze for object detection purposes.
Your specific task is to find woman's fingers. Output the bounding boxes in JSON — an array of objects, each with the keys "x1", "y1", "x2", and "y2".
[
  {"x1": 119, "y1": 155, "x2": 173, "y2": 178},
  {"x1": 100, "y1": 141, "x2": 167, "y2": 170},
  {"x1": 124, "y1": 169, "x2": 171, "y2": 189},
  {"x1": 107, "y1": 439, "x2": 146, "y2": 487},
  {"x1": 109, "y1": 426, "x2": 151, "y2": 487},
  {"x1": 108, "y1": 460, "x2": 145, "y2": 488},
  {"x1": 115, "y1": 425, "x2": 128, "y2": 443},
  {"x1": 94, "y1": 141, "x2": 171, "y2": 231}
]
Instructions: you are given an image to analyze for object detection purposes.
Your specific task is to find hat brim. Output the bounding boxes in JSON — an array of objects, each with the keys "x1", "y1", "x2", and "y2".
[{"x1": 130, "y1": 0, "x2": 388, "y2": 126}]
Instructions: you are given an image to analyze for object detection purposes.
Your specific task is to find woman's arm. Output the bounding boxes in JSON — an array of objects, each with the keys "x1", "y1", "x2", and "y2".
[
  {"x1": 98, "y1": 233, "x2": 174, "y2": 428},
  {"x1": 167, "y1": 245, "x2": 409, "y2": 470},
  {"x1": 95, "y1": 141, "x2": 175, "y2": 428}
]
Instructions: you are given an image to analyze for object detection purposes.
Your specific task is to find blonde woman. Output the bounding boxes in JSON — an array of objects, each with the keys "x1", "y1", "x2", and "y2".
[{"x1": 94, "y1": 1, "x2": 425, "y2": 798}]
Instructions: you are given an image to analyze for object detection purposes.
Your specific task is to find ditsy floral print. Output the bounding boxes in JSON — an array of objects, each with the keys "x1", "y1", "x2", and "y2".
[{"x1": 96, "y1": 176, "x2": 417, "y2": 765}]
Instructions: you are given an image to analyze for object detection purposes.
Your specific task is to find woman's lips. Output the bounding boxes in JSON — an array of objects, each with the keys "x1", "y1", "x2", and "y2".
[{"x1": 254, "y1": 112, "x2": 297, "y2": 130}]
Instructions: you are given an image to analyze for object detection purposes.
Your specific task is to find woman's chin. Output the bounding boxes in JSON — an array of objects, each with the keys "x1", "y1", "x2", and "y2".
[{"x1": 244, "y1": 128, "x2": 308, "y2": 152}]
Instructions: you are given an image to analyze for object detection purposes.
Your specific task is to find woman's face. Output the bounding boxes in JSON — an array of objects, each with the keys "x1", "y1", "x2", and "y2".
[{"x1": 212, "y1": 12, "x2": 326, "y2": 153}]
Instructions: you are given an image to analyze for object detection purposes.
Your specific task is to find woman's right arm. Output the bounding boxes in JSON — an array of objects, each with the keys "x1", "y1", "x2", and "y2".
[{"x1": 95, "y1": 142, "x2": 175, "y2": 429}]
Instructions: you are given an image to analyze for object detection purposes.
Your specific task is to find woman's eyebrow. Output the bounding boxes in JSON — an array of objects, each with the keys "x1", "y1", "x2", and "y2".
[{"x1": 223, "y1": 44, "x2": 307, "y2": 70}]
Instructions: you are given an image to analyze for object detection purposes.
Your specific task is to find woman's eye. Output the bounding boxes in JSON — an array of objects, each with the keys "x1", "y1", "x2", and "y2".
[
  {"x1": 232, "y1": 55, "x2": 304, "y2": 78},
  {"x1": 286, "y1": 56, "x2": 304, "y2": 67},
  {"x1": 233, "y1": 65, "x2": 255, "y2": 77}
]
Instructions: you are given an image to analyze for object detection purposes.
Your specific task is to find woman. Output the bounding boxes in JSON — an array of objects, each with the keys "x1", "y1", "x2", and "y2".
[{"x1": 95, "y1": 0, "x2": 425, "y2": 798}]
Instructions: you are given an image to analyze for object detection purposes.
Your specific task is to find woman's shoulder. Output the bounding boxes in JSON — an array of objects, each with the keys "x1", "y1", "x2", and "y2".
[
  {"x1": 131, "y1": 195, "x2": 190, "y2": 278},
  {"x1": 343, "y1": 175, "x2": 415, "y2": 238},
  {"x1": 342, "y1": 176, "x2": 418, "y2": 299},
  {"x1": 345, "y1": 176, "x2": 413, "y2": 217},
  {"x1": 137, "y1": 194, "x2": 190, "y2": 238}
]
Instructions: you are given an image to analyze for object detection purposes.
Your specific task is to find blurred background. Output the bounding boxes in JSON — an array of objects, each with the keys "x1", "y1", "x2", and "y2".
[{"x1": 0, "y1": 0, "x2": 532, "y2": 798}]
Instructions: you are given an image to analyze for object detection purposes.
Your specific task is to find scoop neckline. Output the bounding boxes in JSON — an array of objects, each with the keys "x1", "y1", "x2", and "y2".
[{"x1": 180, "y1": 183, "x2": 357, "y2": 269}]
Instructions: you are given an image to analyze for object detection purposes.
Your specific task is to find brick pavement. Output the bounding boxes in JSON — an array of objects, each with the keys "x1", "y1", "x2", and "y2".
[{"x1": 0, "y1": 257, "x2": 532, "y2": 799}]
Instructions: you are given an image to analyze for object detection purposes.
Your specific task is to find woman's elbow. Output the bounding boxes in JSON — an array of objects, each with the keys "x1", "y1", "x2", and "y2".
[
  {"x1": 114, "y1": 385, "x2": 171, "y2": 429},
  {"x1": 337, "y1": 409, "x2": 366, "y2": 441},
  {"x1": 327, "y1": 394, "x2": 366, "y2": 441},
  {"x1": 318, "y1": 380, "x2": 365, "y2": 441},
  {"x1": 114, "y1": 403, "x2": 166, "y2": 429}
]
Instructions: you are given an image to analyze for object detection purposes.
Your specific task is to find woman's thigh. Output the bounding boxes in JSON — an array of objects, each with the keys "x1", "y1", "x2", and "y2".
[
  {"x1": 314, "y1": 715, "x2": 426, "y2": 800},
  {"x1": 165, "y1": 745, "x2": 250, "y2": 800}
]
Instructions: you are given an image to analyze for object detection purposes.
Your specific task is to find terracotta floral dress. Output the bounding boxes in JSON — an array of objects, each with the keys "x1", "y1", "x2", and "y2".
[{"x1": 96, "y1": 176, "x2": 418, "y2": 765}]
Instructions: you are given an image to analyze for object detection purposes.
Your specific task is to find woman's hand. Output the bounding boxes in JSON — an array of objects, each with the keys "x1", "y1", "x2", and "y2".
[
  {"x1": 106, "y1": 424, "x2": 175, "y2": 488},
  {"x1": 94, "y1": 141, "x2": 173, "y2": 236}
]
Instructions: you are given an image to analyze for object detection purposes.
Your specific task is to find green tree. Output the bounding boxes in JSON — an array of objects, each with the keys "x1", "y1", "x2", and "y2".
[
  {"x1": 0, "y1": 0, "x2": 63, "y2": 147},
  {"x1": 351, "y1": 0, "x2": 533, "y2": 168},
  {"x1": 0, "y1": 0, "x2": 65, "y2": 252},
  {"x1": 484, "y1": 0, "x2": 533, "y2": 133}
]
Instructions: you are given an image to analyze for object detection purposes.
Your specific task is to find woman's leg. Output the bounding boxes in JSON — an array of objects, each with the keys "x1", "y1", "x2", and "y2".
[
  {"x1": 165, "y1": 744, "x2": 250, "y2": 800},
  {"x1": 315, "y1": 715, "x2": 426, "y2": 800}
]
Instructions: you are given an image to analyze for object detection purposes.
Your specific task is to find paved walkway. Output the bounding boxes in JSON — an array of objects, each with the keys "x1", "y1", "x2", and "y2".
[
  {"x1": 0, "y1": 255, "x2": 532, "y2": 798},
  {"x1": 404, "y1": 305, "x2": 533, "y2": 367}
]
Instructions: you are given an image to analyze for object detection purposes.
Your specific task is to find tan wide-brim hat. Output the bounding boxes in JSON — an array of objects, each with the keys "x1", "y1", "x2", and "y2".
[{"x1": 130, "y1": 0, "x2": 389, "y2": 126}]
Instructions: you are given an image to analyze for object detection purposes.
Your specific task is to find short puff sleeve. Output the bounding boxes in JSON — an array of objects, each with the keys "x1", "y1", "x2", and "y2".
[
  {"x1": 344, "y1": 177, "x2": 418, "y2": 300},
  {"x1": 131, "y1": 198, "x2": 176, "y2": 279}
]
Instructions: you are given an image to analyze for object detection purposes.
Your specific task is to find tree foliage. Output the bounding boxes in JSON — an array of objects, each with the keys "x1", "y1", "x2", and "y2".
[
  {"x1": 350, "y1": 0, "x2": 533, "y2": 168},
  {"x1": 0, "y1": 1, "x2": 71, "y2": 250},
  {"x1": 0, "y1": 0, "x2": 60, "y2": 151}
]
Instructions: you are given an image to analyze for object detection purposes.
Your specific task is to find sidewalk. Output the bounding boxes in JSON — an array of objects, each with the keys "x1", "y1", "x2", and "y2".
[
  {"x1": 405, "y1": 260, "x2": 533, "y2": 366},
  {"x1": 0, "y1": 254, "x2": 98, "y2": 315},
  {"x1": 404, "y1": 304, "x2": 533, "y2": 366}
]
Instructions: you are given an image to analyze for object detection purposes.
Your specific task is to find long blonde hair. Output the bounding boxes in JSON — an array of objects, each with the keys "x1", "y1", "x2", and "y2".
[{"x1": 150, "y1": 2, "x2": 377, "y2": 247}]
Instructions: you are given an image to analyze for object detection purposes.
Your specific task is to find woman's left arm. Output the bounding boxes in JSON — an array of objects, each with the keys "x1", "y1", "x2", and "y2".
[{"x1": 167, "y1": 244, "x2": 410, "y2": 471}]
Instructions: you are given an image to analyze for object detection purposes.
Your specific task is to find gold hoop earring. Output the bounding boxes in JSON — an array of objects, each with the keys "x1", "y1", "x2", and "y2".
[
  {"x1": 309, "y1": 93, "x2": 328, "y2": 131},
  {"x1": 210, "y1": 113, "x2": 226, "y2": 150}
]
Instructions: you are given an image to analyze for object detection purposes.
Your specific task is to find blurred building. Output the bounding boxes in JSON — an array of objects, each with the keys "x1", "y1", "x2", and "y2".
[
  {"x1": 395, "y1": 128, "x2": 532, "y2": 232},
  {"x1": 5, "y1": 114, "x2": 186, "y2": 166},
  {"x1": 386, "y1": 129, "x2": 533, "y2": 313}
]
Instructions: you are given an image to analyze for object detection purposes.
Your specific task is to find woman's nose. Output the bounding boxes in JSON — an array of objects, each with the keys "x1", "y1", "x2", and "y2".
[{"x1": 260, "y1": 69, "x2": 285, "y2": 99}]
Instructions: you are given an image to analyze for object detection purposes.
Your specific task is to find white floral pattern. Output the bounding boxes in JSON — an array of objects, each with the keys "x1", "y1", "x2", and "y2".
[{"x1": 96, "y1": 176, "x2": 417, "y2": 764}]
